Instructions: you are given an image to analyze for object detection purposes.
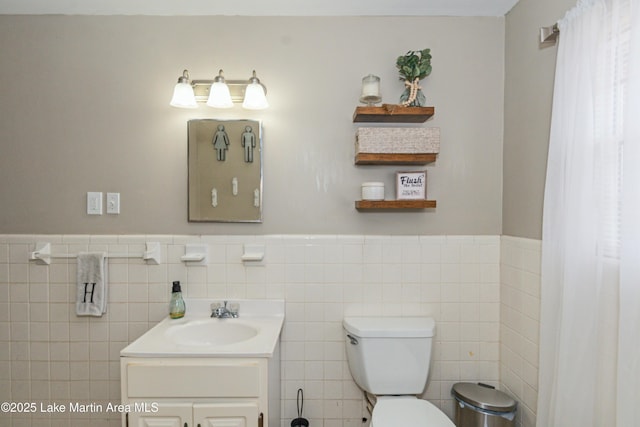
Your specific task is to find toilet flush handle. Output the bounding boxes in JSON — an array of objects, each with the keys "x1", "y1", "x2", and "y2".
[{"x1": 347, "y1": 334, "x2": 359, "y2": 345}]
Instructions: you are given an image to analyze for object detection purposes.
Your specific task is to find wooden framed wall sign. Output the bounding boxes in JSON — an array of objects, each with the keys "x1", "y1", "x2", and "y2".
[{"x1": 396, "y1": 171, "x2": 426, "y2": 200}]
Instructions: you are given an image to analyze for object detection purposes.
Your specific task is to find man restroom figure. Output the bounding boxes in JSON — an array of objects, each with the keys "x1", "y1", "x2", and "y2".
[
  {"x1": 241, "y1": 126, "x2": 256, "y2": 163},
  {"x1": 212, "y1": 124, "x2": 230, "y2": 161}
]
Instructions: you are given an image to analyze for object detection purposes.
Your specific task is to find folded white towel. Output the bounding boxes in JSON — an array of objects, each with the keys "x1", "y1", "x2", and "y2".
[{"x1": 76, "y1": 252, "x2": 108, "y2": 317}]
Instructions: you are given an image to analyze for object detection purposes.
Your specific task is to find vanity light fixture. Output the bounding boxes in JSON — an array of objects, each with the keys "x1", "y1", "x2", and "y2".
[
  {"x1": 242, "y1": 70, "x2": 269, "y2": 110},
  {"x1": 206, "y1": 70, "x2": 233, "y2": 108},
  {"x1": 169, "y1": 70, "x2": 198, "y2": 109},
  {"x1": 170, "y1": 69, "x2": 269, "y2": 110}
]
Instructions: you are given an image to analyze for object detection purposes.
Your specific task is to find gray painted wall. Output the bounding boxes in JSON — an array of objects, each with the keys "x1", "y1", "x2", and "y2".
[
  {"x1": 502, "y1": 0, "x2": 576, "y2": 239},
  {"x1": 0, "y1": 16, "x2": 505, "y2": 235}
]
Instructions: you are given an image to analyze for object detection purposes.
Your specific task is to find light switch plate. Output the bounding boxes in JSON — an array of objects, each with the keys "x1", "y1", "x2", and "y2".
[
  {"x1": 87, "y1": 192, "x2": 103, "y2": 215},
  {"x1": 106, "y1": 192, "x2": 120, "y2": 214}
]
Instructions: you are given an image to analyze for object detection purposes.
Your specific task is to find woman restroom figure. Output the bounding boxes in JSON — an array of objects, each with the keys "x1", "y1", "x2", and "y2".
[
  {"x1": 212, "y1": 124, "x2": 230, "y2": 161},
  {"x1": 241, "y1": 126, "x2": 256, "y2": 163}
]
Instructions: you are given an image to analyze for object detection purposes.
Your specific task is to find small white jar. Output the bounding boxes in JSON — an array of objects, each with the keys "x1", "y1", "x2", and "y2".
[{"x1": 361, "y1": 182, "x2": 385, "y2": 200}]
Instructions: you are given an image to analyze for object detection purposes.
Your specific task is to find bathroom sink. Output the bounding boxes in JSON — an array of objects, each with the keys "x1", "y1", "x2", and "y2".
[
  {"x1": 120, "y1": 299, "x2": 284, "y2": 357},
  {"x1": 165, "y1": 319, "x2": 258, "y2": 346}
]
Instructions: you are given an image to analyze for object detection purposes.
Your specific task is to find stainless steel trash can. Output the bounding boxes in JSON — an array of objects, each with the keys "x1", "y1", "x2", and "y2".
[{"x1": 451, "y1": 382, "x2": 517, "y2": 427}]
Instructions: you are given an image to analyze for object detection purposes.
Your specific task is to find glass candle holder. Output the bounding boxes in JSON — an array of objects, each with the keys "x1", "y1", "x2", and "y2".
[{"x1": 359, "y1": 74, "x2": 382, "y2": 106}]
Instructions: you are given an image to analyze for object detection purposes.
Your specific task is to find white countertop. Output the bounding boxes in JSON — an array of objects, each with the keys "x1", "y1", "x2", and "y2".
[{"x1": 120, "y1": 299, "x2": 284, "y2": 358}]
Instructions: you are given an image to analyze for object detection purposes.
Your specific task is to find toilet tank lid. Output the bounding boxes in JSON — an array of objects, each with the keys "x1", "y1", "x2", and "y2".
[{"x1": 343, "y1": 317, "x2": 435, "y2": 338}]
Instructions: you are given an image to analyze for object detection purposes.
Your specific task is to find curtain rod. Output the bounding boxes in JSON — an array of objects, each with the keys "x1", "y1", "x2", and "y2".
[{"x1": 540, "y1": 23, "x2": 560, "y2": 43}]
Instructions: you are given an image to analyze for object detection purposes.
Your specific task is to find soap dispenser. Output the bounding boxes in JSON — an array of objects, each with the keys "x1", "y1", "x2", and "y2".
[{"x1": 169, "y1": 281, "x2": 186, "y2": 319}]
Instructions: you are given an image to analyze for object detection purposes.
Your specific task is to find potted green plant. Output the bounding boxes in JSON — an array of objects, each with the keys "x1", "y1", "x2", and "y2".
[{"x1": 396, "y1": 49, "x2": 432, "y2": 107}]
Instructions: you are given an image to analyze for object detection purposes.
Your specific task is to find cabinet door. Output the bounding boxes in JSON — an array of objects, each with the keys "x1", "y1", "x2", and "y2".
[
  {"x1": 194, "y1": 402, "x2": 260, "y2": 427},
  {"x1": 128, "y1": 403, "x2": 192, "y2": 427}
]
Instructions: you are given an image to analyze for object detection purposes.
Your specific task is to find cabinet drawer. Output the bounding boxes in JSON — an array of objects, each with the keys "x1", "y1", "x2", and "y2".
[{"x1": 127, "y1": 362, "x2": 261, "y2": 398}]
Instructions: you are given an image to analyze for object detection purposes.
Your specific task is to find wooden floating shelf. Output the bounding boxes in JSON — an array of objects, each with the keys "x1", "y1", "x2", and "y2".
[
  {"x1": 355, "y1": 153, "x2": 437, "y2": 165},
  {"x1": 353, "y1": 105, "x2": 435, "y2": 123},
  {"x1": 355, "y1": 200, "x2": 437, "y2": 210}
]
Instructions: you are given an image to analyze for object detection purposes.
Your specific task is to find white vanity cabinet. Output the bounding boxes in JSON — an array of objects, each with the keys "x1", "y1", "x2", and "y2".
[
  {"x1": 127, "y1": 402, "x2": 260, "y2": 427},
  {"x1": 121, "y1": 357, "x2": 274, "y2": 427}
]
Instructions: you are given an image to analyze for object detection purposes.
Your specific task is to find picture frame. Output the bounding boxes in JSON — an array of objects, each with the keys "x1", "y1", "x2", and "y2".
[{"x1": 396, "y1": 171, "x2": 426, "y2": 200}]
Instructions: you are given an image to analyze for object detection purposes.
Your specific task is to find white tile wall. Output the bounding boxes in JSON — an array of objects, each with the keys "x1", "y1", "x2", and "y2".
[
  {"x1": 500, "y1": 236, "x2": 541, "y2": 427},
  {"x1": 0, "y1": 234, "x2": 503, "y2": 427}
]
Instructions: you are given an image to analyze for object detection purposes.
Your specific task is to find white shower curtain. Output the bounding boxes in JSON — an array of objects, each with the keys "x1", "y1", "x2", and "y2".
[{"x1": 538, "y1": 0, "x2": 640, "y2": 426}]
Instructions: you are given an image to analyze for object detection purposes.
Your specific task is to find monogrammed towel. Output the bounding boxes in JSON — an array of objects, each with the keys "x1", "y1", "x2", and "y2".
[{"x1": 76, "y1": 252, "x2": 108, "y2": 317}]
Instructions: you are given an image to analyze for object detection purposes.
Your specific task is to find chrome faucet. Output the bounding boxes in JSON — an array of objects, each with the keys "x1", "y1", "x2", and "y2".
[{"x1": 211, "y1": 301, "x2": 239, "y2": 318}]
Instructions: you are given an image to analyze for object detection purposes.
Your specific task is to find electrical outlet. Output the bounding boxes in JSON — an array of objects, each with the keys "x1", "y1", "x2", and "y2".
[
  {"x1": 87, "y1": 192, "x2": 103, "y2": 215},
  {"x1": 107, "y1": 192, "x2": 120, "y2": 214}
]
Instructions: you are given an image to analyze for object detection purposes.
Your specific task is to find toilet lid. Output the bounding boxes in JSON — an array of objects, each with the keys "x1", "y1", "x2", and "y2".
[{"x1": 372, "y1": 398, "x2": 455, "y2": 427}]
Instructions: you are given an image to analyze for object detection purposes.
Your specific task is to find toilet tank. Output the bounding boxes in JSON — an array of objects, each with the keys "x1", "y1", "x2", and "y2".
[{"x1": 343, "y1": 317, "x2": 435, "y2": 395}]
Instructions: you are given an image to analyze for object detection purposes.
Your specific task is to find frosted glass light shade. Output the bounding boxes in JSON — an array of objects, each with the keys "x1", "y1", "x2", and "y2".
[
  {"x1": 242, "y1": 83, "x2": 269, "y2": 110},
  {"x1": 206, "y1": 81, "x2": 233, "y2": 108},
  {"x1": 170, "y1": 82, "x2": 197, "y2": 109}
]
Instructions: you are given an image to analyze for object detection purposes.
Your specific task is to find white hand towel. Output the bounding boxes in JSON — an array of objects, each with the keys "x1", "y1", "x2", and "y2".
[{"x1": 76, "y1": 252, "x2": 108, "y2": 317}]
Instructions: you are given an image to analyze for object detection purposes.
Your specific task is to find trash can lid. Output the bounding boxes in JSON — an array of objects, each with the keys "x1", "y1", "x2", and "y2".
[{"x1": 451, "y1": 383, "x2": 517, "y2": 413}]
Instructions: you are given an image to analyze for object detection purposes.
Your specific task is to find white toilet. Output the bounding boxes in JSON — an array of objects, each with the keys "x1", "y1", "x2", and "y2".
[{"x1": 343, "y1": 317, "x2": 455, "y2": 427}]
